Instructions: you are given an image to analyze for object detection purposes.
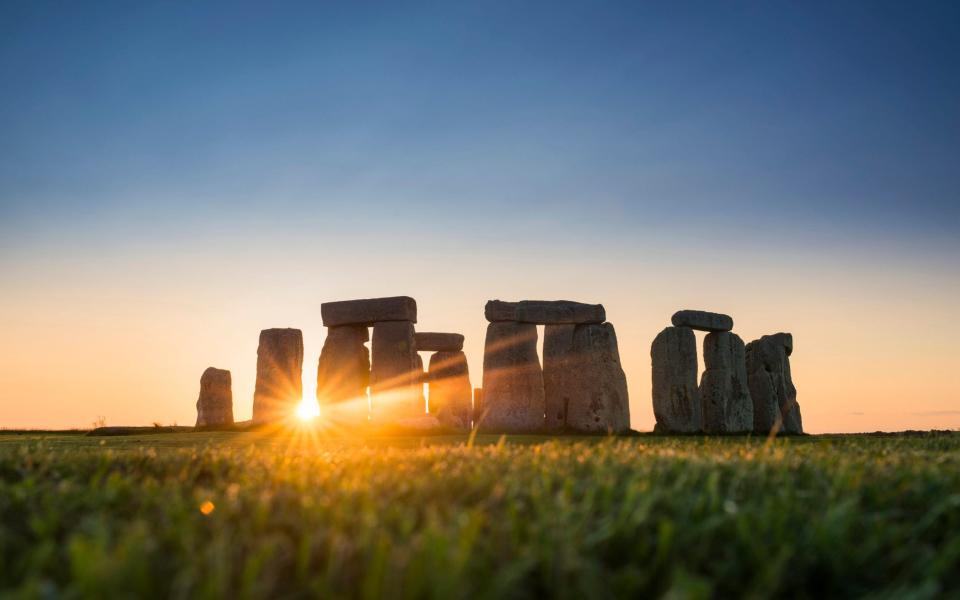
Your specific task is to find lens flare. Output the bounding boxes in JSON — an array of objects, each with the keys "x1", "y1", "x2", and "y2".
[{"x1": 295, "y1": 399, "x2": 320, "y2": 421}]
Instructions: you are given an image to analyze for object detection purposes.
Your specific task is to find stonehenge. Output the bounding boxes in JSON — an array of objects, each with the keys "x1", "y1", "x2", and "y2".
[
  {"x1": 481, "y1": 299, "x2": 629, "y2": 434},
  {"x1": 746, "y1": 333, "x2": 802, "y2": 434},
  {"x1": 195, "y1": 295, "x2": 802, "y2": 436},
  {"x1": 252, "y1": 328, "x2": 304, "y2": 423},
  {"x1": 195, "y1": 367, "x2": 233, "y2": 427},
  {"x1": 652, "y1": 309, "x2": 801, "y2": 434}
]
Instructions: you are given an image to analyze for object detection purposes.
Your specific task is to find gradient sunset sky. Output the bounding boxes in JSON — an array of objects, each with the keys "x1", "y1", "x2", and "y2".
[{"x1": 2, "y1": 1, "x2": 958, "y2": 432}]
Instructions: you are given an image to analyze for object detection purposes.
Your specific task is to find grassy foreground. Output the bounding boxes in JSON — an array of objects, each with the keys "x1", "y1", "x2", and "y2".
[{"x1": 0, "y1": 431, "x2": 958, "y2": 598}]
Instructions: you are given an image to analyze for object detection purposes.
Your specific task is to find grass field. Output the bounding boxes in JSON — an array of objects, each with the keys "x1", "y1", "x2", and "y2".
[{"x1": 1, "y1": 430, "x2": 958, "y2": 598}]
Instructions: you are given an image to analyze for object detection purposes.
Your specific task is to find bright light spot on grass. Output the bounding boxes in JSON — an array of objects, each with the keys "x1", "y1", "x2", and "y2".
[
  {"x1": 295, "y1": 399, "x2": 320, "y2": 422},
  {"x1": 199, "y1": 500, "x2": 215, "y2": 515}
]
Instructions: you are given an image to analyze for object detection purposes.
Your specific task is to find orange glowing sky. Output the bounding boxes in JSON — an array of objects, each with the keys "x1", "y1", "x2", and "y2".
[{"x1": 1, "y1": 226, "x2": 956, "y2": 433}]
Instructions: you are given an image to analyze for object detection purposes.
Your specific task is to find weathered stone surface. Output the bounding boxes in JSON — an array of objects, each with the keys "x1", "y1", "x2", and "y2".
[
  {"x1": 427, "y1": 351, "x2": 472, "y2": 430},
  {"x1": 543, "y1": 324, "x2": 576, "y2": 432},
  {"x1": 768, "y1": 332, "x2": 793, "y2": 357},
  {"x1": 651, "y1": 326, "x2": 701, "y2": 432},
  {"x1": 485, "y1": 300, "x2": 605, "y2": 324},
  {"x1": 414, "y1": 332, "x2": 464, "y2": 352},
  {"x1": 479, "y1": 322, "x2": 545, "y2": 433},
  {"x1": 195, "y1": 367, "x2": 233, "y2": 427},
  {"x1": 321, "y1": 296, "x2": 417, "y2": 327},
  {"x1": 370, "y1": 321, "x2": 422, "y2": 421},
  {"x1": 317, "y1": 325, "x2": 369, "y2": 403},
  {"x1": 564, "y1": 323, "x2": 631, "y2": 434},
  {"x1": 671, "y1": 310, "x2": 734, "y2": 332},
  {"x1": 316, "y1": 325, "x2": 370, "y2": 425},
  {"x1": 746, "y1": 333, "x2": 802, "y2": 434},
  {"x1": 700, "y1": 332, "x2": 753, "y2": 433},
  {"x1": 252, "y1": 328, "x2": 304, "y2": 423}
]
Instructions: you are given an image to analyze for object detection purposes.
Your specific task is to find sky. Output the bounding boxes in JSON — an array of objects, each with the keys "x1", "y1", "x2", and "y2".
[{"x1": 1, "y1": 1, "x2": 958, "y2": 432}]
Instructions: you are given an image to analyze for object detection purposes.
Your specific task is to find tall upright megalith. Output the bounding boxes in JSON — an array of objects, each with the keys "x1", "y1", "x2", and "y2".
[
  {"x1": 566, "y1": 323, "x2": 631, "y2": 433},
  {"x1": 316, "y1": 325, "x2": 370, "y2": 424},
  {"x1": 370, "y1": 321, "x2": 422, "y2": 420},
  {"x1": 651, "y1": 326, "x2": 701, "y2": 432},
  {"x1": 480, "y1": 322, "x2": 545, "y2": 433},
  {"x1": 253, "y1": 328, "x2": 304, "y2": 423},
  {"x1": 427, "y1": 350, "x2": 472, "y2": 430},
  {"x1": 195, "y1": 367, "x2": 233, "y2": 427},
  {"x1": 544, "y1": 323, "x2": 630, "y2": 433},
  {"x1": 746, "y1": 333, "x2": 802, "y2": 434},
  {"x1": 700, "y1": 332, "x2": 752, "y2": 433}
]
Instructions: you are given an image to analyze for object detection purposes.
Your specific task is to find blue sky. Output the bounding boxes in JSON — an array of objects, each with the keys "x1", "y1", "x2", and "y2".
[{"x1": 3, "y1": 1, "x2": 958, "y2": 247}]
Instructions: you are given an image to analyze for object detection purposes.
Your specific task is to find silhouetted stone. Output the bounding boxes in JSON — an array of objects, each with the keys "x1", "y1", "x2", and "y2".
[
  {"x1": 565, "y1": 323, "x2": 631, "y2": 434},
  {"x1": 428, "y1": 351, "x2": 472, "y2": 430},
  {"x1": 543, "y1": 324, "x2": 576, "y2": 432},
  {"x1": 370, "y1": 321, "x2": 422, "y2": 421},
  {"x1": 479, "y1": 322, "x2": 545, "y2": 432},
  {"x1": 253, "y1": 328, "x2": 304, "y2": 423},
  {"x1": 768, "y1": 332, "x2": 793, "y2": 357},
  {"x1": 651, "y1": 326, "x2": 701, "y2": 432},
  {"x1": 473, "y1": 388, "x2": 483, "y2": 427},
  {"x1": 485, "y1": 300, "x2": 605, "y2": 324},
  {"x1": 195, "y1": 367, "x2": 233, "y2": 427},
  {"x1": 671, "y1": 310, "x2": 734, "y2": 332},
  {"x1": 700, "y1": 332, "x2": 753, "y2": 433},
  {"x1": 321, "y1": 296, "x2": 417, "y2": 327},
  {"x1": 316, "y1": 325, "x2": 370, "y2": 425},
  {"x1": 415, "y1": 332, "x2": 464, "y2": 352},
  {"x1": 746, "y1": 333, "x2": 802, "y2": 434}
]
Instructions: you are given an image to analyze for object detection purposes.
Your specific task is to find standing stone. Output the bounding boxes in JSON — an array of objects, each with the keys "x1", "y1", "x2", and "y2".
[
  {"x1": 370, "y1": 321, "x2": 422, "y2": 421},
  {"x1": 195, "y1": 367, "x2": 233, "y2": 427},
  {"x1": 700, "y1": 332, "x2": 753, "y2": 433},
  {"x1": 746, "y1": 333, "x2": 802, "y2": 434},
  {"x1": 565, "y1": 323, "x2": 631, "y2": 434},
  {"x1": 427, "y1": 351, "x2": 472, "y2": 430},
  {"x1": 253, "y1": 328, "x2": 304, "y2": 424},
  {"x1": 651, "y1": 326, "x2": 701, "y2": 432},
  {"x1": 321, "y1": 296, "x2": 417, "y2": 327},
  {"x1": 479, "y1": 322, "x2": 545, "y2": 433},
  {"x1": 671, "y1": 310, "x2": 734, "y2": 332},
  {"x1": 543, "y1": 324, "x2": 576, "y2": 432},
  {"x1": 485, "y1": 300, "x2": 605, "y2": 324},
  {"x1": 316, "y1": 325, "x2": 370, "y2": 425}
]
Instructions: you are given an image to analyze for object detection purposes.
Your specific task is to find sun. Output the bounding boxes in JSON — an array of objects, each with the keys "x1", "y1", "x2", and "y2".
[{"x1": 294, "y1": 399, "x2": 320, "y2": 421}]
